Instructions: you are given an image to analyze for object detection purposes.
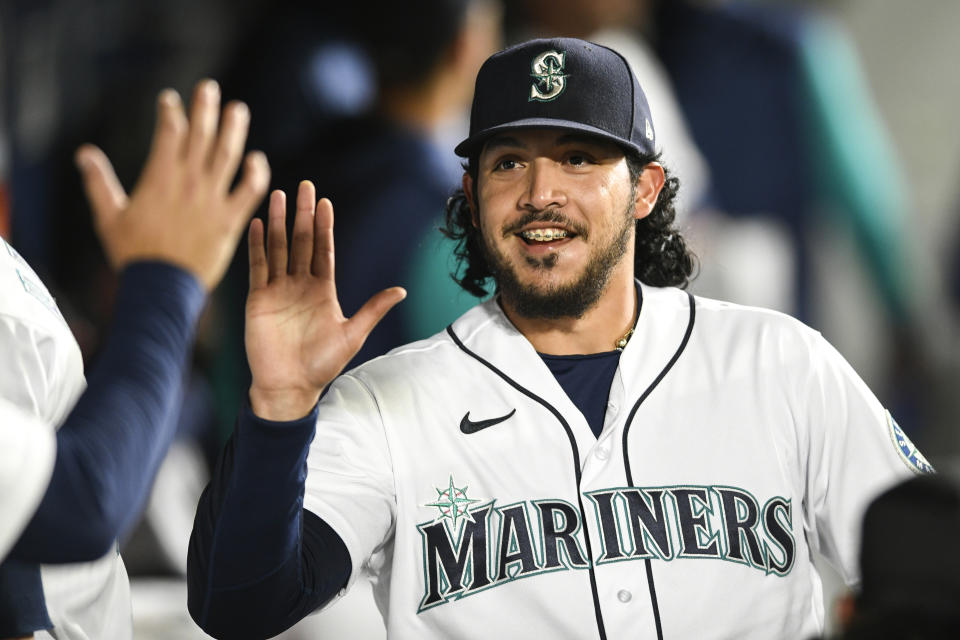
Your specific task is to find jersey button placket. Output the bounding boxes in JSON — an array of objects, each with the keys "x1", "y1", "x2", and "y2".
[{"x1": 616, "y1": 589, "x2": 632, "y2": 603}]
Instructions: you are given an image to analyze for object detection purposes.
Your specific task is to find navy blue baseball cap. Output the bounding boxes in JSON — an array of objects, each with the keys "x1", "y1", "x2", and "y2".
[{"x1": 455, "y1": 37, "x2": 656, "y2": 158}]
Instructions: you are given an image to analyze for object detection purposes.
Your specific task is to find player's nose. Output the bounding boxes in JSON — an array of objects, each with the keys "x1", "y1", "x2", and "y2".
[{"x1": 518, "y1": 159, "x2": 567, "y2": 212}]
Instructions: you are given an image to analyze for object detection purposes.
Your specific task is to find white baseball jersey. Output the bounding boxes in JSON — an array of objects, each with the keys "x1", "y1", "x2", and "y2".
[
  {"x1": 0, "y1": 399, "x2": 56, "y2": 559},
  {"x1": 303, "y1": 282, "x2": 929, "y2": 640},
  {"x1": 0, "y1": 237, "x2": 132, "y2": 640}
]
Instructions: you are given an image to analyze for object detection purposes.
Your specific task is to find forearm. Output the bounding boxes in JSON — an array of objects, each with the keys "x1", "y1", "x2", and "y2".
[
  {"x1": 187, "y1": 402, "x2": 351, "y2": 640},
  {"x1": 9, "y1": 262, "x2": 205, "y2": 562}
]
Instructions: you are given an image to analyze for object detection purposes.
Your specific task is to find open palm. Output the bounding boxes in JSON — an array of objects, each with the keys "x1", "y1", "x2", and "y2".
[{"x1": 245, "y1": 181, "x2": 406, "y2": 421}]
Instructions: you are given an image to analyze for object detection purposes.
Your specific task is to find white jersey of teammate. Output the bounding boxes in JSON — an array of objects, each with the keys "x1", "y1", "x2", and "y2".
[
  {"x1": 0, "y1": 399, "x2": 56, "y2": 559},
  {"x1": 0, "y1": 237, "x2": 132, "y2": 640},
  {"x1": 303, "y1": 282, "x2": 930, "y2": 640}
]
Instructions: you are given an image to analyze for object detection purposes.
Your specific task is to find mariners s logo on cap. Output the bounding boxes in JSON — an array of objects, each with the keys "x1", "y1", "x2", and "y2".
[
  {"x1": 455, "y1": 37, "x2": 658, "y2": 158},
  {"x1": 529, "y1": 50, "x2": 567, "y2": 102}
]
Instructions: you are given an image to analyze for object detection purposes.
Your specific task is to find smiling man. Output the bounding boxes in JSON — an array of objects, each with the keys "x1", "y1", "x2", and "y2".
[
  {"x1": 188, "y1": 38, "x2": 930, "y2": 640},
  {"x1": 458, "y1": 127, "x2": 668, "y2": 340},
  {"x1": 469, "y1": 131, "x2": 655, "y2": 321}
]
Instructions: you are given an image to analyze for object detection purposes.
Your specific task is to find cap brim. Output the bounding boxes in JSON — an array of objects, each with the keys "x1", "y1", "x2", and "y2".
[{"x1": 454, "y1": 118, "x2": 646, "y2": 157}]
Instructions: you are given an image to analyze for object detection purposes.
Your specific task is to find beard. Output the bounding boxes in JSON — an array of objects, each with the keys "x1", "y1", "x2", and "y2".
[{"x1": 481, "y1": 205, "x2": 635, "y2": 320}]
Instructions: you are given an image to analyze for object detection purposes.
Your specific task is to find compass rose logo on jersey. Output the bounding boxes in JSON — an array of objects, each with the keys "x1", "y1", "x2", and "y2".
[
  {"x1": 529, "y1": 50, "x2": 568, "y2": 102},
  {"x1": 424, "y1": 476, "x2": 482, "y2": 526}
]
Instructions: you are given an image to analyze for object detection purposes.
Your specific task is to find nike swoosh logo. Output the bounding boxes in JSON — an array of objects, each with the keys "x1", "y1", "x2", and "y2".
[{"x1": 460, "y1": 409, "x2": 517, "y2": 434}]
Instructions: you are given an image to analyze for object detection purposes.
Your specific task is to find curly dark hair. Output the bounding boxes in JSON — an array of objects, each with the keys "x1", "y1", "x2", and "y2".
[{"x1": 441, "y1": 149, "x2": 697, "y2": 297}]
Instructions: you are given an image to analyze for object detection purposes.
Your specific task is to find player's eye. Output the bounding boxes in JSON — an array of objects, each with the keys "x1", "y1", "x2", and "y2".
[
  {"x1": 566, "y1": 153, "x2": 592, "y2": 167},
  {"x1": 494, "y1": 158, "x2": 520, "y2": 171}
]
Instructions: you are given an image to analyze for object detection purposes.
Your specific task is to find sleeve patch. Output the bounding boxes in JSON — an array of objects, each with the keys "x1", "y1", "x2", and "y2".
[{"x1": 886, "y1": 411, "x2": 934, "y2": 474}]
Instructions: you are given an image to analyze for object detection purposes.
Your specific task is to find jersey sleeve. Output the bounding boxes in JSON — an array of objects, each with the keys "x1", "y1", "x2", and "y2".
[
  {"x1": 302, "y1": 373, "x2": 397, "y2": 590},
  {"x1": 0, "y1": 312, "x2": 81, "y2": 428},
  {"x1": 0, "y1": 303, "x2": 70, "y2": 561},
  {"x1": 799, "y1": 331, "x2": 928, "y2": 585},
  {"x1": 0, "y1": 400, "x2": 55, "y2": 560}
]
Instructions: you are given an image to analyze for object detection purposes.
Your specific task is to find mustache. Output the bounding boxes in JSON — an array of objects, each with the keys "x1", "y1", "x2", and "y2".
[{"x1": 501, "y1": 210, "x2": 587, "y2": 238}]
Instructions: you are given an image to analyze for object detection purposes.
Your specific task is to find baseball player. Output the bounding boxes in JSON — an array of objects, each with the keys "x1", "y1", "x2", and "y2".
[
  {"x1": 188, "y1": 38, "x2": 931, "y2": 639},
  {"x1": 0, "y1": 79, "x2": 268, "y2": 638}
]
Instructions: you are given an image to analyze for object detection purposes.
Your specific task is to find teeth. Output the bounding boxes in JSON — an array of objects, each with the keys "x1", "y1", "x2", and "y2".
[{"x1": 521, "y1": 228, "x2": 568, "y2": 242}]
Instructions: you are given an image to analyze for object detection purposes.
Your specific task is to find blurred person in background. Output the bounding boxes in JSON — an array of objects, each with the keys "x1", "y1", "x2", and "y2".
[
  {"x1": 222, "y1": 0, "x2": 503, "y2": 373},
  {"x1": 0, "y1": 80, "x2": 268, "y2": 639},
  {"x1": 652, "y1": 0, "x2": 929, "y2": 435}
]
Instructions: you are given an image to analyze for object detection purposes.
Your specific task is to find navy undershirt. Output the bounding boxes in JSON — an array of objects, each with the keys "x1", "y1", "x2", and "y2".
[
  {"x1": 540, "y1": 351, "x2": 622, "y2": 438},
  {"x1": 1, "y1": 262, "x2": 204, "y2": 635}
]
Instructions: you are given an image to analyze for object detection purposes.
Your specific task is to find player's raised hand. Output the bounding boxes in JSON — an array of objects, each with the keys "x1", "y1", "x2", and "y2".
[
  {"x1": 245, "y1": 181, "x2": 406, "y2": 421},
  {"x1": 75, "y1": 79, "x2": 270, "y2": 290}
]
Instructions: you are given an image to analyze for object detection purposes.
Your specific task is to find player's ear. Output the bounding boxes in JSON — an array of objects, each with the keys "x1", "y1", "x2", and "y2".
[
  {"x1": 632, "y1": 162, "x2": 665, "y2": 221},
  {"x1": 462, "y1": 172, "x2": 479, "y2": 227}
]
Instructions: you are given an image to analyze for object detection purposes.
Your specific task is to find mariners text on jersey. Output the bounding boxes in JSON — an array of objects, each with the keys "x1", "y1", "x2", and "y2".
[{"x1": 418, "y1": 482, "x2": 794, "y2": 611}]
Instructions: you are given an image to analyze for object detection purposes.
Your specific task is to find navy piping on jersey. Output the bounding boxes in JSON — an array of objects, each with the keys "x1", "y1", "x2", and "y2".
[
  {"x1": 445, "y1": 326, "x2": 608, "y2": 640},
  {"x1": 621, "y1": 291, "x2": 697, "y2": 640}
]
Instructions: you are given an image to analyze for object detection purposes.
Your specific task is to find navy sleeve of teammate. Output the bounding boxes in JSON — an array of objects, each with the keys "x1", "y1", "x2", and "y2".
[
  {"x1": 0, "y1": 560, "x2": 52, "y2": 635},
  {"x1": 8, "y1": 262, "x2": 205, "y2": 562},
  {"x1": 187, "y1": 401, "x2": 351, "y2": 639}
]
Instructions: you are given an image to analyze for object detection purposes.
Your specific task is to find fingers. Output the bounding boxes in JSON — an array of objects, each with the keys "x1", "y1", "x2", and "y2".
[
  {"x1": 267, "y1": 188, "x2": 288, "y2": 280},
  {"x1": 226, "y1": 151, "x2": 270, "y2": 221},
  {"x1": 312, "y1": 197, "x2": 335, "y2": 282},
  {"x1": 248, "y1": 217, "x2": 267, "y2": 292},
  {"x1": 144, "y1": 82, "x2": 250, "y2": 195},
  {"x1": 210, "y1": 100, "x2": 250, "y2": 192},
  {"x1": 345, "y1": 287, "x2": 407, "y2": 349},
  {"x1": 290, "y1": 181, "x2": 316, "y2": 275},
  {"x1": 141, "y1": 89, "x2": 188, "y2": 185},
  {"x1": 185, "y1": 79, "x2": 220, "y2": 172},
  {"x1": 75, "y1": 144, "x2": 129, "y2": 234}
]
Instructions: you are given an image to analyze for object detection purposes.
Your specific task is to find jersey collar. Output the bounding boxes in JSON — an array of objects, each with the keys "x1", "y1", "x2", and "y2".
[{"x1": 447, "y1": 282, "x2": 696, "y2": 429}]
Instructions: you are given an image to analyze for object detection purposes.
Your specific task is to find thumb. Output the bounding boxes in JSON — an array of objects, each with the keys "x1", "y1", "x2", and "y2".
[
  {"x1": 345, "y1": 287, "x2": 407, "y2": 349},
  {"x1": 76, "y1": 144, "x2": 128, "y2": 234}
]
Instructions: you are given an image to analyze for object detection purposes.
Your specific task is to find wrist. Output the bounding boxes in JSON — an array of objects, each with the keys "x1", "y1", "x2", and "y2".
[
  {"x1": 250, "y1": 385, "x2": 320, "y2": 422},
  {"x1": 248, "y1": 386, "x2": 321, "y2": 422}
]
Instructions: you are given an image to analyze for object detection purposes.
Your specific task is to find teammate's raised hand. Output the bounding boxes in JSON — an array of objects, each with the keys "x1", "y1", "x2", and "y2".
[
  {"x1": 245, "y1": 181, "x2": 406, "y2": 421},
  {"x1": 75, "y1": 79, "x2": 270, "y2": 290}
]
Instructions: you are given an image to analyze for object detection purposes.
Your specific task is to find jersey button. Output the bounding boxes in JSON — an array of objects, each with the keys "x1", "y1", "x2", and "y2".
[
  {"x1": 617, "y1": 589, "x2": 632, "y2": 603},
  {"x1": 595, "y1": 447, "x2": 610, "y2": 460}
]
